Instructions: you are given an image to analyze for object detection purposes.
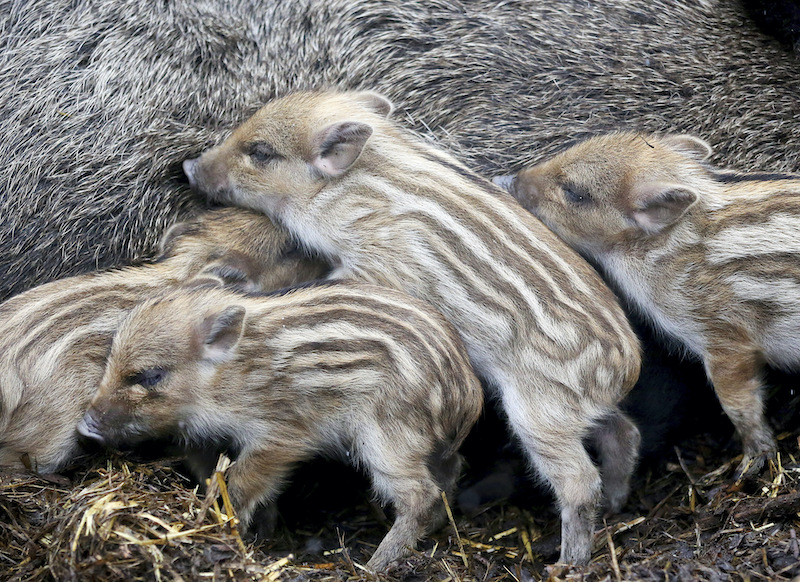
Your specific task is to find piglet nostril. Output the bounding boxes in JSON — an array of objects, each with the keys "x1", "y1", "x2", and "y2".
[{"x1": 183, "y1": 158, "x2": 199, "y2": 188}]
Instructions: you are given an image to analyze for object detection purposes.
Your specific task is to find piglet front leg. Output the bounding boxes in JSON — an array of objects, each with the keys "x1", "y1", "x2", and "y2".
[
  {"x1": 225, "y1": 446, "x2": 308, "y2": 533},
  {"x1": 704, "y1": 331, "x2": 775, "y2": 479}
]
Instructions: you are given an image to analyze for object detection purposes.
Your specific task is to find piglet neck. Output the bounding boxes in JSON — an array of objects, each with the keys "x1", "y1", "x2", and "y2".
[{"x1": 595, "y1": 214, "x2": 701, "y2": 303}]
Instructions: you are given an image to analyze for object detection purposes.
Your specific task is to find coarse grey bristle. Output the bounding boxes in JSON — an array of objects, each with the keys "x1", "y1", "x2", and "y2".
[{"x1": 1, "y1": 0, "x2": 799, "y2": 300}]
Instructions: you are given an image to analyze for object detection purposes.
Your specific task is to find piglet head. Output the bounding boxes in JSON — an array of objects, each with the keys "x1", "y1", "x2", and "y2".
[
  {"x1": 157, "y1": 208, "x2": 329, "y2": 293},
  {"x1": 505, "y1": 133, "x2": 709, "y2": 256},
  {"x1": 78, "y1": 290, "x2": 247, "y2": 449},
  {"x1": 182, "y1": 91, "x2": 393, "y2": 221}
]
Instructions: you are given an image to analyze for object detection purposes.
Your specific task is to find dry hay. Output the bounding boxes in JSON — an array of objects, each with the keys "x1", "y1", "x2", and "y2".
[
  {"x1": 3, "y1": 426, "x2": 800, "y2": 582},
  {"x1": 0, "y1": 456, "x2": 290, "y2": 581}
]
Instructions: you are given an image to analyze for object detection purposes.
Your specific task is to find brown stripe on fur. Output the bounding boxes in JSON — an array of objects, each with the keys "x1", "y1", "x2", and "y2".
[
  {"x1": 702, "y1": 253, "x2": 800, "y2": 286},
  {"x1": 385, "y1": 173, "x2": 626, "y2": 343},
  {"x1": 706, "y1": 194, "x2": 800, "y2": 235},
  {"x1": 247, "y1": 290, "x2": 463, "y2": 380}
]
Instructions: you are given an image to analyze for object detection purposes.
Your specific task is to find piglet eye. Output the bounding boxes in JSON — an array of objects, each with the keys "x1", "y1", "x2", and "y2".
[
  {"x1": 247, "y1": 142, "x2": 278, "y2": 164},
  {"x1": 563, "y1": 186, "x2": 592, "y2": 205},
  {"x1": 128, "y1": 368, "x2": 167, "y2": 389}
]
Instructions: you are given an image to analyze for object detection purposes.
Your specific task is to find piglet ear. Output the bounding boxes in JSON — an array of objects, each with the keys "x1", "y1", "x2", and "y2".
[
  {"x1": 182, "y1": 275, "x2": 226, "y2": 290},
  {"x1": 631, "y1": 182, "x2": 698, "y2": 234},
  {"x1": 158, "y1": 221, "x2": 192, "y2": 257},
  {"x1": 352, "y1": 91, "x2": 394, "y2": 117},
  {"x1": 201, "y1": 305, "x2": 246, "y2": 362},
  {"x1": 492, "y1": 174, "x2": 515, "y2": 191},
  {"x1": 661, "y1": 134, "x2": 713, "y2": 161},
  {"x1": 312, "y1": 121, "x2": 373, "y2": 178}
]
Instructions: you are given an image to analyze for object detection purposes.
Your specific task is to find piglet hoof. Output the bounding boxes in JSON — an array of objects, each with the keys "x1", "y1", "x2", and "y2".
[
  {"x1": 365, "y1": 537, "x2": 412, "y2": 572},
  {"x1": 734, "y1": 450, "x2": 774, "y2": 483},
  {"x1": 734, "y1": 431, "x2": 776, "y2": 482},
  {"x1": 557, "y1": 545, "x2": 591, "y2": 566},
  {"x1": 603, "y1": 494, "x2": 628, "y2": 517},
  {"x1": 365, "y1": 550, "x2": 404, "y2": 573},
  {"x1": 557, "y1": 504, "x2": 595, "y2": 565},
  {"x1": 602, "y1": 478, "x2": 632, "y2": 516},
  {"x1": 546, "y1": 563, "x2": 577, "y2": 578}
]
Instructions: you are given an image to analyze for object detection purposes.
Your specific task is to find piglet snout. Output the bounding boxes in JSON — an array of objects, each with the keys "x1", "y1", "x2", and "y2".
[
  {"x1": 183, "y1": 156, "x2": 231, "y2": 198},
  {"x1": 76, "y1": 411, "x2": 105, "y2": 443},
  {"x1": 492, "y1": 174, "x2": 516, "y2": 193},
  {"x1": 183, "y1": 158, "x2": 199, "y2": 189}
]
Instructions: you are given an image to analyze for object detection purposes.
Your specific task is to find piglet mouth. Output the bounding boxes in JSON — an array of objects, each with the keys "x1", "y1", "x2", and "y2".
[{"x1": 77, "y1": 412, "x2": 106, "y2": 444}]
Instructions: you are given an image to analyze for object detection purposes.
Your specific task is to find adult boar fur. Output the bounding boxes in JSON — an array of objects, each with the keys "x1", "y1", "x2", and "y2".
[{"x1": 2, "y1": 0, "x2": 800, "y2": 300}]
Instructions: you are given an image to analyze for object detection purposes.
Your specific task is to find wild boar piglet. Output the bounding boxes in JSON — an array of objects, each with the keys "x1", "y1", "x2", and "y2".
[
  {"x1": 77, "y1": 283, "x2": 483, "y2": 571},
  {"x1": 501, "y1": 131, "x2": 800, "y2": 477},
  {"x1": 0, "y1": 208, "x2": 325, "y2": 474},
  {"x1": 183, "y1": 90, "x2": 642, "y2": 564}
]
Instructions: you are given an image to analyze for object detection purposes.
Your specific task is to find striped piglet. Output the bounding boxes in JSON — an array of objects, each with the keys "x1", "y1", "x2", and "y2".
[
  {"x1": 501, "y1": 132, "x2": 800, "y2": 478},
  {"x1": 0, "y1": 208, "x2": 325, "y2": 473},
  {"x1": 77, "y1": 283, "x2": 483, "y2": 570},
  {"x1": 182, "y1": 90, "x2": 642, "y2": 564}
]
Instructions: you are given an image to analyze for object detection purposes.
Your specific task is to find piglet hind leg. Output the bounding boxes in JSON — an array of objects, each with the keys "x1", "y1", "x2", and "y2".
[
  {"x1": 704, "y1": 339, "x2": 775, "y2": 479},
  {"x1": 591, "y1": 407, "x2": 641, "y2": 513},
  {"x1": 357, "y1": 429, "x2": 454, "y2": 571},
  {"x1": 500, "y1": 383, "x2": 603, "y2": 565}
]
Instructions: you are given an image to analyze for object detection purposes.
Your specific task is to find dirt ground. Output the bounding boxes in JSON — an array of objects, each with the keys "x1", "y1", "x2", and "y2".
[{"x1": 3, "y1": 388, "x2": 800, "y2": 582}]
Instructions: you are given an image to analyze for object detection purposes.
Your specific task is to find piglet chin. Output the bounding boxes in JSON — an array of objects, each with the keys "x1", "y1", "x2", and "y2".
[{"x1": 76, "y1": 413, "x2": 105, "y2": 443}]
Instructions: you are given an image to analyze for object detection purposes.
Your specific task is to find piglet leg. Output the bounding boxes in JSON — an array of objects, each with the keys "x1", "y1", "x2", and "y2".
[
  {"x1": 592, "y1": 408, "x2": 641, "y2": 513},
  {"x1": 225, "y1": 446, "x2": 308, "y2": 531},
  {"x1": 358, "y1": 427, "x2": 448, "y2": 570},
  {"x1": 704, "y1": 334, "x2": 775, "y2": 479},
  {"x1": 499, "y1": 379, "x2": 603, "y2": 565}
]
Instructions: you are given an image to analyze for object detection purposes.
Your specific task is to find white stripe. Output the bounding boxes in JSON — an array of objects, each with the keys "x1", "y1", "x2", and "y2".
[{"x1": 708, "y1": 213, "x2": 800, "y2": 263}]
